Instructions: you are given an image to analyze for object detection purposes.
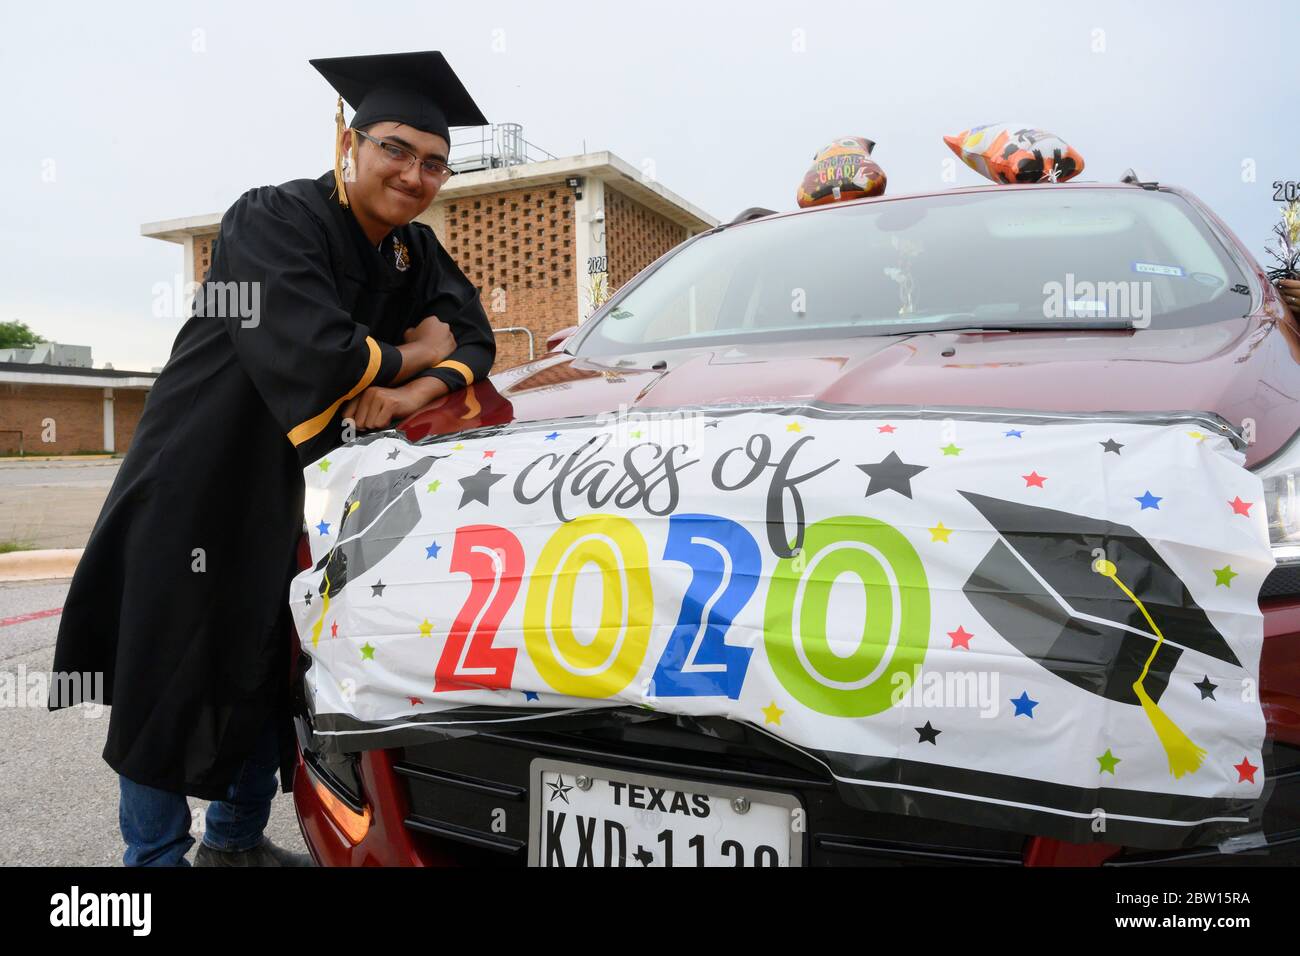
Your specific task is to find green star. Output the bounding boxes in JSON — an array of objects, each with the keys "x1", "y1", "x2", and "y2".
[
  {"x1": 1213, "y1": 564, "x2": 1237, "y2": 587},
  {"x1": 426, "y1": 479, "x2": 441, "y2": 493},
  {"x1": 360, "y1": 642, "x2": 375, "y2": 660},
  {"x1": 940, "y1": 443, "x2": 962, "y2": 456},
  {"x1": 1096, "y1": 748, "x2": 1121, "y2": 774},
  {"x1": 630, "y1": 430, "x2": 642, "y2": 439},
  {"x1": 318, "y1": 458, "x2": 331, "y2": 472}
]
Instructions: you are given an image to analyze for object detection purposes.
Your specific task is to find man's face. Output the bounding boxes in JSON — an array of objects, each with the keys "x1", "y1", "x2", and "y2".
[{"x1": 344, "y1": 121, "x2": 450, "y2": 227}]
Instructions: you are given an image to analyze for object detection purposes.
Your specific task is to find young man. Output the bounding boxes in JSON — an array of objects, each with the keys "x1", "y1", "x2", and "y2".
[{"x1": 47, "y1": 51, "x2": 495, "y2": 866}]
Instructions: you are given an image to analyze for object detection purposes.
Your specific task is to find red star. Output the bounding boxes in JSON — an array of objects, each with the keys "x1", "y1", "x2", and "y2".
[
  {"x1": 947, "y1": 625, "x2": 974, "y2": 649},
  {"x1": 1022, "y1": 471, "x2": 1047, "y2": 488},
  {"x1": 1228, "y1": 496, "x2": 1253, "y2": 517},
  {"x1": 330, "y1": 621, "x2": 338, "y2": 638},
  {"x1": 408, "y1": 696, "x2": 424, "y2": 706},
  {"x1": 483, "y1": 450, "x2": 496, "y2": 459},
  {"x1": 1234, "y1": 757, "x2": 1258, "y2": 783},
  {"x1": 877, "y1": 424, "x2": 897, "y2": 434}
]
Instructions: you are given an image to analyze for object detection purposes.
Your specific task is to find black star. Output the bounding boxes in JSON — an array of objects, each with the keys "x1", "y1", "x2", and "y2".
[
  {"x1": 458, "y1": 465, "x2": 505, "y2": 507},
  {"x1": 547, "y1": 777, "x2": 573, "y2": 804},
  {"x1": 1100, "y1": 438, "x2": 1124, "y2": 455},
  {"x1": 915, "y1": 721, "x2": 941, "y2": 744},
  {"x1": 1195, "y1": 675, "x2": 1218, "y2": 700},
  {"x1": 386, "y1": 448, "x2": 401, "y2": 460},
  {"x1": 303, "y1": 590, "x2": 312, "y2": 607},
  {"x1": 371, "y1": 580, "x2": 386, "y2": 597},
  {"x1": 856, "y1": 451, "x2": 928, "y2": 498}
]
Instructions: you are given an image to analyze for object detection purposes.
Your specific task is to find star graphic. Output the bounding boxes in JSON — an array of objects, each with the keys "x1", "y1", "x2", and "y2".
[
  {"x1": 315, "y1": 520, "x2": 331, "y2": 536},
  {"x1": 458, "y1": 466, "x2": 505, "y2": 507},
  {"x1": 1096, "y1": 749, "x2": 1121, "y2": 774},
  {"x1": 1010, "y1": 691, "x2": 1039, "y2": 717},
  {"x1": 1022, "y1": 470, "x2": 1047, "y2": 488},
  {"x1": 1135, "y1": 490, "x2": 1163, "y2": 510},
  {"x1": 547, "y1": 777, "x2": 574, "y2": 804},
  {"x1": 483, "y1": 449, "x2": 496, "y2": 458},
  {"x1": 1234, "y1": 757, "x2": 1258, "y2": 784},
  {"x1": 878, "y1": 424, "x2": 897, "y2": 434},
  {"x1": 419, "y1": 618, "x2": 433, "y2": 638},
  {"x1": 1228, "y1": 496, "x2": 1253, "y2": 517},
  {"x1": 452, "y1": 442, "x2": 465, "y2": 450},
  {"x1": 407, "y1": 696, "x2": 424, "y2": 706},
  {"x1": 929, "y1": 522, "x2": 952, "y2": 542},
  {"x1": 330, "y1": 621, "x2": 338, "y2": 639},
  {"x1": 1195, "y1": 675, "x2": 1218, "y2": 700},
  {"x1": 371, "y1": 580, "x2": 386, "y2": 597},
  {"x1": 523, "y1": 690, "x2": 540, "y2": 702},
  {"x1": 947, "y1": 625, "x2": 974, "y2": 649},
  {"x1": 386, "y1": 448, "x2": 400, "y2": 460},
  {"x1": 303, "y1": 590, "x2": 313, "y2": 607},
  {"x1": 545, "y1": 431, "x2": 560, "y2": 440},
  {"x1": 426, "y1": 479, "x2": 441, "y2": 492},
  {"x1": 1186, "y1": 430, "x2": 1207, "y2": 442},
  {"x1": 762, "y1": 701, "x2": 785, "y2": 725},
  {"x1": 1004, "y1": 429, "x2": 1024, "y2": 438},
  {"x1": 318, "y1": 458, "x2": 331, "y2": 472},
  {"x1": 704, "y1": 419, "x2": 719, "y2": 428},
  {"x1": 425, "y1": 540, "x2": 442, "y2": 559},
  {"x1": 360, "y1": 642, "x2": 375, "y2": 660},
  {"x1": 786, "y1": 422, "x2": 803, "y2": 432},
  {"x1": 1213, "y1": 564, "x2": 1238, "y2": 587},
  {"x1": 915, "y1": 721, "x2": 941, "y2": 744},
  {"x1": 856, "y1": 451, "x2": 928, "y2": 498},
  {"x1": 940, "y1": 443, "x2": 962, "y2": 456},
  {"x1": 1100, "y1": 438, "x2": 1124, "y2": 454}
]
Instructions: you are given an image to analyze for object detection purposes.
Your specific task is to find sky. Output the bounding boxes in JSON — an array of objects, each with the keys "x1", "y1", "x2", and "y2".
[{"x1": 2, "y1": 0, "x2": 1295, "y2": 371}]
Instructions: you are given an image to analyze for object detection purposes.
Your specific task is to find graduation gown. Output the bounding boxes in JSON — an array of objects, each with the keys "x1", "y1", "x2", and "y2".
[{"x1": 48, "y1": 171, "x2": 494, "y2": 800}]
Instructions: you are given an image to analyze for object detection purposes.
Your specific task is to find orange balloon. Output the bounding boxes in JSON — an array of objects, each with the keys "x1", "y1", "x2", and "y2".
[{"x1": 797, "y1": 136, "x2": 886, "y2": 208}]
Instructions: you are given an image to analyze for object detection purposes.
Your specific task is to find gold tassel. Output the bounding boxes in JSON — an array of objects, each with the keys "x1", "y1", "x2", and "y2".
[
  {"x1": 332, "y1": 94, "x2": 350, "y2": 208},
  {"x1": 1093, "y1": 558, "x2": 1207, "y2": 778}
]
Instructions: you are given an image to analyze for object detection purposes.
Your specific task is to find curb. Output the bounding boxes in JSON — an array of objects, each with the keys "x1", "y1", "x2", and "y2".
[{"x1": 0, "y1": 549, "x2": 83, "y2": 582}]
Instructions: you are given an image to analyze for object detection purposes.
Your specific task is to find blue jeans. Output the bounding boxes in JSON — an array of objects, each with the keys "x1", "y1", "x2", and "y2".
[{"x1": 118, "y1": 718, "x2": 282, "y2": 867}]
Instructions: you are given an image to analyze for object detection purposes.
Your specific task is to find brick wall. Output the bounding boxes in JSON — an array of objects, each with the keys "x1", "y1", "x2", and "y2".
[
  {"x1": 195, "y1": 234, "x2": 216, "y2": 283},
  {"x1": 605, "y1": 186, "x2": 688, "y2": 292},
  {"x1": 112, "y1": 389, "x2": 148, "y2": 452},
  {"x1": 0, "y1": 384, "x2": 105, "y2": 454},
  {"x1": 439, "y1": 185, "x2": 578, "y2": 372}
]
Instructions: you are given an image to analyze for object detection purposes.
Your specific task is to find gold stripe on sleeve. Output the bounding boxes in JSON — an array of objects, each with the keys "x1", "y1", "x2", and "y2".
[
  {"x1": 287, "y1": 336, "x2": 383, "y2": 447},
  {"x1": 434, "y1": 359, "x2": 474, "y2": 386}
]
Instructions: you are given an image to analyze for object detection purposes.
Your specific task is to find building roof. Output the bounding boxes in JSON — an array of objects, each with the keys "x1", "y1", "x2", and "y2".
[{"x1": 0, "y1": 361, "x2": 157, "y2": 389}]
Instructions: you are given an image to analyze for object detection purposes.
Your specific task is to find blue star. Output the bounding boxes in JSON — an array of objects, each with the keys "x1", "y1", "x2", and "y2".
[
  {"x1": 425, "y1": 540, "x2": 442, "y2": 559},
  {"x1": 545, "y1": 431, "x2": 560, "y2": 441},
  {"x1": 315, "y1": 520, "x2": 331, "y2": 536},
  {"x1": 1135, "y1": 490, "x2": 1163, "y2": 510},
  {"x1": 1004, "y1": 429, "x2": 1024, "y2": 438},
  {"x1": 523, "y1": 691, "x2": 540, "y2": 701},
  {"x1": 1010, "y1": 691, "x2": 1039, "y2": 718}
]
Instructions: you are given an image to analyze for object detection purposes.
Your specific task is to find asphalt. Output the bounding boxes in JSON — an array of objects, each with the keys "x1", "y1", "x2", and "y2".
[
  {"x1": 0, "y1": 459, "x2": 122, "y2": 550},
  {"x1": 0, "y1": 578, "x2": 307, "y2": 866}
]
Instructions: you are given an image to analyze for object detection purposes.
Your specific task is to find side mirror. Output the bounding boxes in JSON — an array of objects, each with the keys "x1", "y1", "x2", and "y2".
[{"x1": 546, "y1": 325, "x2": 579, "y2": 352}]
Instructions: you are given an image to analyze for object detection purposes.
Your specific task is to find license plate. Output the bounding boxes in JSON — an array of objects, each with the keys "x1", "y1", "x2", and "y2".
[{"x1": 527, "y1": 759, "x2": 803, "y2": 867}]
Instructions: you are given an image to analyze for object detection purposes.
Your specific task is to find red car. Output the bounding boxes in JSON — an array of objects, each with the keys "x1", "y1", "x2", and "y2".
[{"x1": 290, "y1": 178, "x2": 1300, "y2": 866}]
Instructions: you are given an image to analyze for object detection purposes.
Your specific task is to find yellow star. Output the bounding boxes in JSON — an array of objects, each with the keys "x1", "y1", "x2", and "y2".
[
  {"x1": 453, "y1": 442, "x2": 465, "y2": 451},
  {"x1": 786, "y1": 422, "x2": 803, "y2": 432},
  {"x1": 419, "y1": 618, "x2": 433, "y2": 637},
  {"x1": 426, "y1": 479, "x2": 441, "y2": 493},
  {"x1": 929, "y1": 522, "x2": 952, "y2": 542},
  {"x1": 1186, "y1": 430, "x2": 1207, "y2": 442},
  {"x1": 762, "y1": 701, "x2": 785, "y2": 725},
  {"x1": 318, "y1": 458, "x2": 331, "y2": 472}
]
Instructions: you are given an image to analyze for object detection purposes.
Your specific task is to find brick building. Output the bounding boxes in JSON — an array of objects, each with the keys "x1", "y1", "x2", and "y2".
[
  {"x1": 142, "y1": 147, "x2": 717, "y2": 373},
  {"x1": 0, "y1": 362, "x2": 157, "y2": 455}
]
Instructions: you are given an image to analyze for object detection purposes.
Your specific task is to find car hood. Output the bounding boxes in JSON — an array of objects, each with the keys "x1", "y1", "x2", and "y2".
[{"x1": 401, "y1": 316, "x2": 1300, "y2": 467}]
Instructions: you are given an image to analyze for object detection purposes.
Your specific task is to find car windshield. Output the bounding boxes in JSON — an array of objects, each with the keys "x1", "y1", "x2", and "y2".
[{"x1": 574, "y1": 188, "x2": 1251, "y2": 355}]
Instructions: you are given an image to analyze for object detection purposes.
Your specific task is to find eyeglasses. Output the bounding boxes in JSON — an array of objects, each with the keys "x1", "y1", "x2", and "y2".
[{"x1": 352, "y1": 129, "x2": 456, "y2": 183}]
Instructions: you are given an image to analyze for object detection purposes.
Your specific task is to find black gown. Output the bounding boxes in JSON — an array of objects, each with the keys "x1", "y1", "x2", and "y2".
[{"x1": 48, "y1": 171, "x2": 494, "y2": 800}]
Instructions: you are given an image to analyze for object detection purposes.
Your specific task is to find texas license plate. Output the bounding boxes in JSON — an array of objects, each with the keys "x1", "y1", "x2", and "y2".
[{"x1": 528, "y1": 759, "x2": 803, "y2": 867}]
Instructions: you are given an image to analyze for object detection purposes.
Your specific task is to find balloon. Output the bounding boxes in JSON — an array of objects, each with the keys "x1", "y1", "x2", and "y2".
[
  {"x1": 796, "y1": 136, "x2": 886, "y2": 208},
  {"x1": 944, "y1": 123, "x2": 1085, "y2": 184}
]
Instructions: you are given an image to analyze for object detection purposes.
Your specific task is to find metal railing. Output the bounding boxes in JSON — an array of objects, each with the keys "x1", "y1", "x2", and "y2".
[{"x1": 448, "y1": 124, "x2": 556, "y2": 174}]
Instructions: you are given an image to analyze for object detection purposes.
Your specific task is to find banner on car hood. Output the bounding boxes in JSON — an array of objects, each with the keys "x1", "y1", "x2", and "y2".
[{"x1": 291, "y1": 403, "x2": 1274, "y2": 849}]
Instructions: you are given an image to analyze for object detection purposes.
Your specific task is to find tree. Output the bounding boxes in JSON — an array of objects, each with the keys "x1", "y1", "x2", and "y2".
[{"x1": 0, "y1": 321, "x2": 46, "y2": 350}]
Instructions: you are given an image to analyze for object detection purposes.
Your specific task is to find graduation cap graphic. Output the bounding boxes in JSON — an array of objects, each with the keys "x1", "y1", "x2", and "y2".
[
  {"x1": 959, "y1": 491, "x2": 1242, "y2": 778},
  {"x1": 309, "y1": 454, "x2": 445, "y2": 645}
]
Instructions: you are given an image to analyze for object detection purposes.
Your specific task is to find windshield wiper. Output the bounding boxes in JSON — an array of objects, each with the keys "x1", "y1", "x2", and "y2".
[{"x1": 852, "y1": 318, "x2": 1136, "y2": 336}]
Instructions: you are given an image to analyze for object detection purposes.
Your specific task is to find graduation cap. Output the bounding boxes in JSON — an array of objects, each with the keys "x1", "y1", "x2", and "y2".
[
  {"x1": 308, "y1": 454, "x2": 446, "y2": 645},
  {"x1": 959, "y1": 491, "x2": 1242, "y2": 778},
  {"x1": 310, "y1": 51, "x2": 488, "y2": 207}
]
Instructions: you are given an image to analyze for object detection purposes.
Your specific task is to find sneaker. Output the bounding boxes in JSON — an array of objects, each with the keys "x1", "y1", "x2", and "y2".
[{"x1": 193, "y1": 837, "x2": 316, "y2": 867}]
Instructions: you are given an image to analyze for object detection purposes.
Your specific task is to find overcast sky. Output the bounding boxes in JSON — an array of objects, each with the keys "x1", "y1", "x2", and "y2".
[{"x1": 2, "y1": 0, "x2": 1295, "y2": 371}]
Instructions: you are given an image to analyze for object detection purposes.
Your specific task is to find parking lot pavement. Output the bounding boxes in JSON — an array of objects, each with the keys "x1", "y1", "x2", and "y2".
[
  {"x1": 0, "y1": 459, "x2": 122, "y2": 550},
  {"x1": 0, "y1": 578, "x2": 308, "y2": 866}
]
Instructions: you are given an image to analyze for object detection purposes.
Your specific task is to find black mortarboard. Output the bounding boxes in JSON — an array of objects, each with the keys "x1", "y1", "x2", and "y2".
[{"x1": 310, "y1": 51, "x2": 488, "y2": 207}]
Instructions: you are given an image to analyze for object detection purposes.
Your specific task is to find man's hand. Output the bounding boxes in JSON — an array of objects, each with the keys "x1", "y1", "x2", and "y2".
[
  {"x1": 404, "y1": 314, "x2": 457, "y2": 365},
  {"x1": 1277, "y1": 278, "x2": 1300, "y2": 315},
  {"x1": 342, "y1": 378, "x2": 450, "y2": 432}
]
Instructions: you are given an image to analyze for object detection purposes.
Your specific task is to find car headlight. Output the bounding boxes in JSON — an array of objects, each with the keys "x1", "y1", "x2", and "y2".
[{"x1": 1255, "y1": 432, "x2": 1300, "y2": 566}]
